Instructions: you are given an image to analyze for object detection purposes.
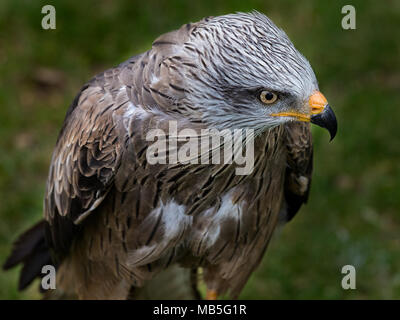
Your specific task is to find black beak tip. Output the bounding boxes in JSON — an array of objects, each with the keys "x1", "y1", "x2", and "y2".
[
  {"x1": 329, "y1": 126, "x2": 337, "y2": 142},
  {"x1": 310, "y1": 104, "x2": 337, "y2": 141}
]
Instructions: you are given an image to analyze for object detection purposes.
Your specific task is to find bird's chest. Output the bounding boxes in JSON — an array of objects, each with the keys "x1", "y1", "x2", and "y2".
[
  {"x1": 185, "y1": 159, "x2": 286, "y2": 264},
  {"x1": 103, "y1": 127, "x2": 287, "y2": 269},
  {"x1": 179, "y1": 130, "x2": 287, "y2": 263}
]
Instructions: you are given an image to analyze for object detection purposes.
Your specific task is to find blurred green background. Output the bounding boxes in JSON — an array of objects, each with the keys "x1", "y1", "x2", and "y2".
[{"x1": 0, "y1": 0, "x2": 399, "y2": 299}]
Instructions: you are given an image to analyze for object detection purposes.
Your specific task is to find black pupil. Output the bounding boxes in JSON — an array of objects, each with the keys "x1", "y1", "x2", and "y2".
[{"x1": 265, "y1": 92, "x2": 274, "y2": 100}]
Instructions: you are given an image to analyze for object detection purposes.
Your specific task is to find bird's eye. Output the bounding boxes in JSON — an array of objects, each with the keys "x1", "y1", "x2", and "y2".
[{"x1": 259, "y1": 90, "x2": 278, "y2": 104}]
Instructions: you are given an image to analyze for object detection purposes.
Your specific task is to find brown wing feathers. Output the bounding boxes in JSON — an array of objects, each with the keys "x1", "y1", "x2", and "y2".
[
  {"x1": 283, "y1": 122, "x2": 313, "y2": 222},
  {"x1": 45, "y1": 68, "x2": 132, "y2": 235}
]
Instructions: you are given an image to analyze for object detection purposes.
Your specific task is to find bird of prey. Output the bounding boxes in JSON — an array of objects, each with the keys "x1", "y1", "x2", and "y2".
[{"x1": 4, "y1": 12, "x2": 337, "y2": 299}]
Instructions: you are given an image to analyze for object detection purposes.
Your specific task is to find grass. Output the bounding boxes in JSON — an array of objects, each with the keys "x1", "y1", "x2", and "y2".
[{"x1": 0, "y1": 0, "x2": 399, "y2": 299}]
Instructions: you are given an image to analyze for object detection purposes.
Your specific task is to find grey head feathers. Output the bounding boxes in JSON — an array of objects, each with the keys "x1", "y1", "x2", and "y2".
[{"x1": 144, "y1": 12, "x2": 318, "y2": 131}]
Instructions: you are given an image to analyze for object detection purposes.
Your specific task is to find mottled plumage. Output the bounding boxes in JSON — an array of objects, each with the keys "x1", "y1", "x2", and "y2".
[{"x1": 4, "y1": 12, "x2": 337, "y2": 299}]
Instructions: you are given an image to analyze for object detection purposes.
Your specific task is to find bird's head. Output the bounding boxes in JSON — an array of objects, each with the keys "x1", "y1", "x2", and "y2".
[{"x1": 149, "y1": 12, "x2": 337, "y2": 140}]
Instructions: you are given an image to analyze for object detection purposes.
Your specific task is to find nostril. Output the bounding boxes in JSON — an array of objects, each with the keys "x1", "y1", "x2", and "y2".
[{"x1": 311, "y1": 105, "x2": 324, "y2": 114}]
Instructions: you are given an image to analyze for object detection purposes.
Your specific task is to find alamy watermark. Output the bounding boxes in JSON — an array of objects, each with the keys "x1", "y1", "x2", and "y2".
[
  {"x1": 41, "y1": 5, "x2": 56, "y2": 30},
  {"x1": 341, "y1": 265, "x2": 356, "y2": 290},
  {"x1": 145, "y1": 121, "x2": 255, "y2": 175},
  {"x1": 341, "y1": 5, "x2": 356, "y2": 30},
  {"x1": 41, "y1": 265, "x2": 56, "y2": 290}
]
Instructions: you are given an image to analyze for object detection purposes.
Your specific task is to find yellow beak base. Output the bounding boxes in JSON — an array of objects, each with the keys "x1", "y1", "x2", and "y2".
[{"x1": 270, "y1": 90, "x2": 328, "y2": 121}]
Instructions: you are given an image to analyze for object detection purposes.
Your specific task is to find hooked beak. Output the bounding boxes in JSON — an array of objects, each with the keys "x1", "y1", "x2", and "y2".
[
  {"x1": 308, "y1": 91, "x2": 337, "y2": 141},
  {"x1": 310, "y1": 104, "x2": 337, "y2": 141},
  {"x1": 271, "y1": 90, "x2": 337, "y2": 141}
]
